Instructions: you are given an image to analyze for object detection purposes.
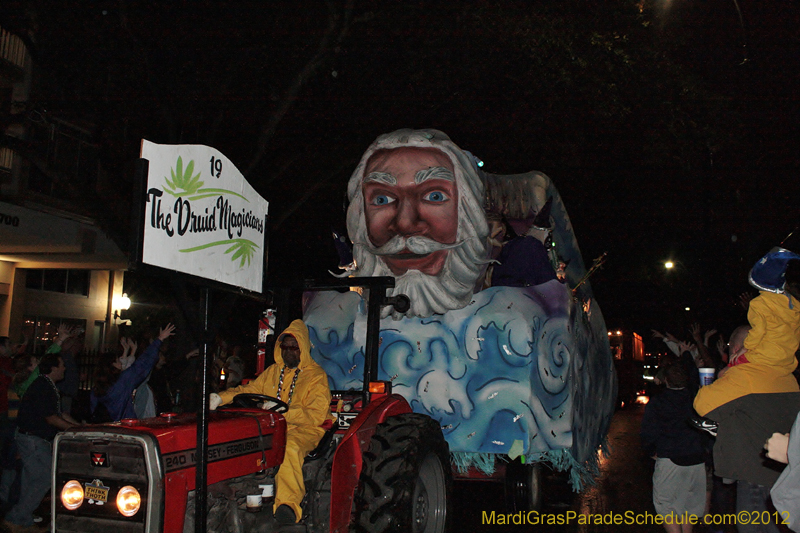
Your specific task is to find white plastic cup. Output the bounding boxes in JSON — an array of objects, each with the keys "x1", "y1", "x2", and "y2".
[
  {"x1": 246, "y1": 494, "x2": 262, "y2": 511},
  {"x1": 699, "y1": 368, "x2": 715, "y2": 387},
  {"x1": 259, "y1": 484, "x2": 274, "y2": 498}
]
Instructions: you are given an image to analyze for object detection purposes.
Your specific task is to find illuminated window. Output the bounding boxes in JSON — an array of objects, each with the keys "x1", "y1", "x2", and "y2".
[{"x1": 21, "y1": 316, "x2": 86, "y2": 355}]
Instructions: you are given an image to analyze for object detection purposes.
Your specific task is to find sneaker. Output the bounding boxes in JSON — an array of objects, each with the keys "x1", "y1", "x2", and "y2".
[
  {"x1": 31, "y1": 516, "x2": 42, "y2": 524},
  {"x1": 274, "y1": 504, "x2": 296, "y2": 525},
  {"x1": 688, "y1": 415, "x2": 718, "y2": 437}
]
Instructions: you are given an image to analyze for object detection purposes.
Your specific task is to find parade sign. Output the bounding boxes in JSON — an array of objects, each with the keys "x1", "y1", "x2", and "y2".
[{"x1": 139, "y1": 140, "x2": 268, "y2": 293}]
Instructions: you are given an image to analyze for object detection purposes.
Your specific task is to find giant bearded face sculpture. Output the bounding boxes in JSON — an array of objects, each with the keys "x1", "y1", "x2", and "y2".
[
  {"x1": 346, "y1": 129, "x2": 490, "y2": 319},
  {"x1": 363, "y1": 147, "x2": 459, "y2": 277}
]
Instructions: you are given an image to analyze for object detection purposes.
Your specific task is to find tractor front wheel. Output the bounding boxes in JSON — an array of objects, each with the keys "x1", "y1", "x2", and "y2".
[{"x1": 354, "y1": 413, "x2": 451, "y2": 533}]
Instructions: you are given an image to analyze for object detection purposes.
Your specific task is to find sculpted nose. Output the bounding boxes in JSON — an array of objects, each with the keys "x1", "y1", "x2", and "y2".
[{"x1": 392, "y1": 199, "x2": 426, "y2": 236}]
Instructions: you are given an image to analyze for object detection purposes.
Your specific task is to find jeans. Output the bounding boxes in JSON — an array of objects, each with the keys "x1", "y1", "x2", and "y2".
[
  {"x1": 5, "y1": 432, "x2": 52, "y2": 527},
  {"x1": 736, "y1": 480, "x2": 781, "y2": 533},
  {"x1": 0, "y1": 417, "x2": 18, "y2": 505}
]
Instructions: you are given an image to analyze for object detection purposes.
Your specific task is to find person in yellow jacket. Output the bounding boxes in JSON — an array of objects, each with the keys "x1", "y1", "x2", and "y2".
[
  {"x1": 695, "y1": 260, "x2": 800, "y2": 416},
  {"x1": 209, "y1": 319, "x2": 331, "y2": 525}
]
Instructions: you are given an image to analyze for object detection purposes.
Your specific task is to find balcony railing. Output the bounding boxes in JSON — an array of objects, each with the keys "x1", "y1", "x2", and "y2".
[
  {"x1": 0, "y1": 27, "x2": 26, "y2": 71},
  {"x1": 0, "y1": 146, "x2": 13, "y2": 174}
]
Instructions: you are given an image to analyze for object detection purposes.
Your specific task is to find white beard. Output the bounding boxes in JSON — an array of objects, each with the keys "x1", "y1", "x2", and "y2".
[{"x1": 355, "y1": 240, "x2": 483, "y2": 319}]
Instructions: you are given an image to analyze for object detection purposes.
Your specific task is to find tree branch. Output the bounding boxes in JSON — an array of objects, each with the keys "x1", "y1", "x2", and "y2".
[{"x1": 244, "y1": 0, "x2": 354, "y2": 177}]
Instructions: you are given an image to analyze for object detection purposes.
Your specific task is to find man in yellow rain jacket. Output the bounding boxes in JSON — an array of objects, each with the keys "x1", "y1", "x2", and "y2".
[
  {"x1": 695, "y1": 275, "x2": 800, "y2": 417},
  {"x1": 210, "y1": 319, "x2": 331, "y2": 525}
]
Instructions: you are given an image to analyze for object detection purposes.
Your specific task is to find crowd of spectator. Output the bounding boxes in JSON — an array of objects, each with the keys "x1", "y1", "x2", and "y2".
[
  {"x1": 0, "y1": 321, "x2": 250, "y2": 532},
  {"x1": 643, "y1": 257, "x2": 800, "y2": 533}
]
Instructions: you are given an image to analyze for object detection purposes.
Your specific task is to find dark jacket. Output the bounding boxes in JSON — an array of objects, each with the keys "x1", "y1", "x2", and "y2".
[
  {"x1": 90, "y1": 339, "x2": 162, "y2": 421},
  {"x1": 641, "y1": 387, "x2": 705, "y2": 466},
  {"x1": 17, "y1": 376, "x2": 60, "y2": 441},
  {"x1": 707, "y1": 392, "x2": 800, "y2": 486}
]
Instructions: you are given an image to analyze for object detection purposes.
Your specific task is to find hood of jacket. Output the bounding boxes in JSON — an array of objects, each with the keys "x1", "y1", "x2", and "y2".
[{"x1": 274, "y1": 319, "x2": 317, "y2": 370}]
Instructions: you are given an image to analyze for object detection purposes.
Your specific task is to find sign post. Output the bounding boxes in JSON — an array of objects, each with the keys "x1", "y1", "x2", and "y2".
[{"x1": 136, "y1": 140, "x2": 269, "y2": 533}]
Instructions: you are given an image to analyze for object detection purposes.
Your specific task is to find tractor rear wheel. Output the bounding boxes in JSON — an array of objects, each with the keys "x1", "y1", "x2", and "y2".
[{"x1": 354, "y1": 413, "x2": 450, "y2": 533}]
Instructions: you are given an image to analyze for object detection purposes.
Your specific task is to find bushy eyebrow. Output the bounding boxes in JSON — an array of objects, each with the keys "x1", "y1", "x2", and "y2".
[
  {"x1": 364, "y1": 171, "x2": 396, "y2": 185},
  {"x1": 415, "y1": 166, "x2": 455, "y2": 184},
  {"x1": 363, "y1": 166, "x2": 454, "y2": 186}
]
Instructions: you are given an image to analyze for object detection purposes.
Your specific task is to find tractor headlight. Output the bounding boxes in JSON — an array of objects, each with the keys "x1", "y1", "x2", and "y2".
[
  {"x1": 61, "y1": 480, "x2": 84, "y2": 510},
  {"x1": 116, "y1": 486, "x2": 141, "y2": 517}
]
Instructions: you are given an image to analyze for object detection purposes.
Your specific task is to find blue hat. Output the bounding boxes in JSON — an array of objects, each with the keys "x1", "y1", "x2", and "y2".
[{"x1": 749, "y1": 247, "x2": 800, "y2": 293}]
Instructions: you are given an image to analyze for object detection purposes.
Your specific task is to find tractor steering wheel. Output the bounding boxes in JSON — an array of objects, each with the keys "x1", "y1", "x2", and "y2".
[{"x1": 230, "y1": 393, "x2": 289, "y2": 413}]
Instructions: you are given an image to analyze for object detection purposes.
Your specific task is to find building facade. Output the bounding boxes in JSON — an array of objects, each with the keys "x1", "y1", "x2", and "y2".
[{"x1": 1, "y1": 25, "x2": 128, "y2": 352}]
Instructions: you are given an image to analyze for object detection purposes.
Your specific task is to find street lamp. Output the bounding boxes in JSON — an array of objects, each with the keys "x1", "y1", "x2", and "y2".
[
  {"x1": 664, "y1": 259, "x2": 690, "y2": 272},
  {"x1": 661, "y1": 260, "x2": 693, "y2": 312},
  {"x1": 112, "y1": 293, "x2": 132, "y2": 325}
]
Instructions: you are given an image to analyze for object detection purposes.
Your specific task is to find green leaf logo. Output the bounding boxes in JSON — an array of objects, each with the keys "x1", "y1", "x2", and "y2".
[
  {"x1": 165, "y1": 156, "x2": 204, "y2": 196},
  {"x1": 163, "y1": 157, "x2": 249, "y2": 202},
  {"x1": 180, "y1": 239, "x2": 259, "y2": 268}
]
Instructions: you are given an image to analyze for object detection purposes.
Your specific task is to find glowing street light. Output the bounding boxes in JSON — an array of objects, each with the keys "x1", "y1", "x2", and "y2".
[
  {"x1": 112, "y1": 293, "x2": 131, "y2": 313},
  {"x1": 112, "y1": 293, "x2": 132, "y2": 326},
  {"x1": 664, "y1": 259, "x2": 688, "y2": 271}
]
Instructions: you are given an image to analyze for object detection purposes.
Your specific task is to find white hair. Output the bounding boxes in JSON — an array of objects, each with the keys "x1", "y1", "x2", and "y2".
[{"x1": 344, "y1": 129, "x2": 490, "y2": 319}]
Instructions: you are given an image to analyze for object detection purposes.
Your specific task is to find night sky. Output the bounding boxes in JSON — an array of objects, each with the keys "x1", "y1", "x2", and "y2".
[{"x1": 3, "y1": 0, "x2": 799, "y2": 352}]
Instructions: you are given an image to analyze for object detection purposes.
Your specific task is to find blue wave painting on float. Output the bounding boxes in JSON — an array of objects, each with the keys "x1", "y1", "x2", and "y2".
[{"x1": 304, "y1": 279, "x2": 614, "y2": 462}]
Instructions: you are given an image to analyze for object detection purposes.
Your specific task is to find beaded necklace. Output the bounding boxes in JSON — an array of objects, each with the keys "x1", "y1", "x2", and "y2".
[
  {"x1": 43, "y1": 375, "x2": 61, "y2": 413},
  {"x1": 276, "y1": 366, "x2": 301, "y2": 407}
]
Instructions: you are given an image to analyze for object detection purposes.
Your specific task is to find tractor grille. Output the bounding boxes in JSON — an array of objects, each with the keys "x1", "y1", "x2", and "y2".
[{"x1": 53, "y1": 431, "x2": 162, "y2": 533}]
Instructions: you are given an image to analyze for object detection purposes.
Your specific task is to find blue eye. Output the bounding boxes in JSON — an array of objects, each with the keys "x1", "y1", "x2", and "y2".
[
  {"x1": 424, "y1": 191, "x2": 448, "y2": 202},
  {"x1": 371, "y1": 195, "x2": 395, "y2": 206}
]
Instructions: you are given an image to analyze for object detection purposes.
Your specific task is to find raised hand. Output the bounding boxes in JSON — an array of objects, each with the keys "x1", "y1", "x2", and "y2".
[
  {"x1": 678, "y1": 341, "x2": 695, "y2": 354},
  {"x1": 120, "y1": 337, "x2": 130, "y2": 357},
  {"x1": 738, "y1": 292, "x2": 755, "y2": 311},
  {"x1": 689, "y1": 323, "x2": 701, "y2": 341},
  {"x1": 159, "y1": 323, "x2": 177, "y2": 341},
  {"x1": 717, "y1": 336, "x2": 728, "y2": 361},
  {"x1": 56, "y1": 324, "x2": 76, "y2": 343}
]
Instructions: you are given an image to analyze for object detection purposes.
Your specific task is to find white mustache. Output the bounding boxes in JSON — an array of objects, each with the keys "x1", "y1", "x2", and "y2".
[{"x1": 365, "y1": 235, "x2": 463, "y2": 256}]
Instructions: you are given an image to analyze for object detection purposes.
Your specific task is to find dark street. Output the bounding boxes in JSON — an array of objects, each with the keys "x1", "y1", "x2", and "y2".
[{"x1": 453, "y1": 402, "x2": 733, "y2": 533}]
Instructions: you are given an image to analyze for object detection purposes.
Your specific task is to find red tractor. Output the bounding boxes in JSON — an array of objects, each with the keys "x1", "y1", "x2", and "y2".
[{"x1": 51, "y1": 277, "x2": 450, "y2": 533}]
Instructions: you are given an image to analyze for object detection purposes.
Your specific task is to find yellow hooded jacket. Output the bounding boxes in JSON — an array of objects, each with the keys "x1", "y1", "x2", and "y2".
[
  {"x1": 217, "y1": 319, "x2": 331, "y2": 520},
  {"x1": 743, "y1": 291, "x2": 800, "y2": 371},
  {"x1": 218, "y1": 319, "x2": 331, "y2": 430},
  {"x1": 694, "y1": 291, "x2": 800, "y2": 416}
]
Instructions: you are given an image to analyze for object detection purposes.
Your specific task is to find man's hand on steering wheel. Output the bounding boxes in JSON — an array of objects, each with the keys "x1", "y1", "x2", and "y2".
[{"x1": 230, "y1": 393, "x2": 289, "y2": 413}]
